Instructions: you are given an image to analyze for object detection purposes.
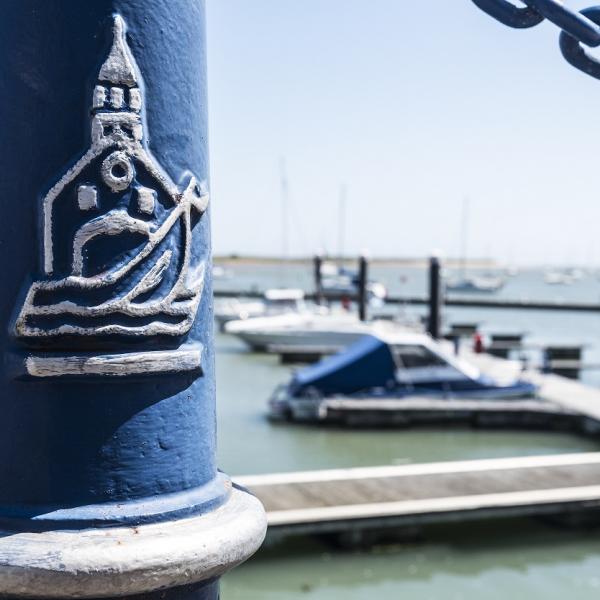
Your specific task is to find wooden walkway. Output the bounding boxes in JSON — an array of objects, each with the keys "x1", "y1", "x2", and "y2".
[
  {"x1": 466, "y1": 351, "x2": 600, "y2": 423},
  {"x1": 236, "y1": 453, "x2": 600, "y2": 537}
]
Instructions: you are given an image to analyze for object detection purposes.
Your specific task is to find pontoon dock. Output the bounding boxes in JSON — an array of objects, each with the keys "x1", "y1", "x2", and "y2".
[{"x1": 237, "y1": 453, "x2": 600, "y2": 540}]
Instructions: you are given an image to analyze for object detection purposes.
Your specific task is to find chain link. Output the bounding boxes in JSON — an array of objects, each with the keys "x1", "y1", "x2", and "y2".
[
  {"x1": 560, "y1": 6, "x2": 600, "y2": 79},
  {"x1": 471, "y1": 0, "x2": 543, "y2": 28},
  {"x1": 471, "y1": 0, "x2": 600, "y2": 79}
]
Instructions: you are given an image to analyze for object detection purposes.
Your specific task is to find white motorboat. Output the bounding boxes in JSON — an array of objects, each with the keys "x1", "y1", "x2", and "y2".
[
  {"x1": 214, "y1": 288, "x2": 306, "y2": 330},
  {"x1": 224, "y1": 310, "x2": 419, "y2": 353},
  {"x1": 544, "y1": 268, "x2": 581, "y2": 285}
]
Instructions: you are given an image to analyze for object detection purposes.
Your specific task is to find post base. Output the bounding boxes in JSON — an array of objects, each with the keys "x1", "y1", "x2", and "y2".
[
  {"x1": 0, "y1": 486, "x2": 266, "y2": 599},
  {"x1": 86, "y1": 579, "x2": 220, "y2": 600}
]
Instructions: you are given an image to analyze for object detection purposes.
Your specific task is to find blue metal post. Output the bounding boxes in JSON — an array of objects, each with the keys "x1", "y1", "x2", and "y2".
[
  {"x1": 314, "y1": 253, "x2": 324, "y2": 305},
  {"x1": 0, "y1": 2, "x2": 266, "y2": 598},
  {"x1": 357, "y1": 255, "x2": 368, "y2": 322},
  {"x1": 428, "y1": 255, "x2": 442, "y2": 339}
]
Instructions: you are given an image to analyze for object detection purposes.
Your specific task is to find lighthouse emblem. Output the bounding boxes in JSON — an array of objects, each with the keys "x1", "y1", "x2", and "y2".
[{"x1": 14, "y1": 16, "x2": 208, "y2": 378}]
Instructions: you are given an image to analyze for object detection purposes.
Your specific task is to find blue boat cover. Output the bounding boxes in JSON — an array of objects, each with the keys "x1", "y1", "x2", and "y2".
[{"x1": 291, "y1": 335, "x2": 397, "y2": 396}]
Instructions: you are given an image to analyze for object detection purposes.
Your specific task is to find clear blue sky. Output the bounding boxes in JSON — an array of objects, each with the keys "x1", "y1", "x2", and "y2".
[{"x1": 206, "y1": 0, "x2": 600, "y2": 266}]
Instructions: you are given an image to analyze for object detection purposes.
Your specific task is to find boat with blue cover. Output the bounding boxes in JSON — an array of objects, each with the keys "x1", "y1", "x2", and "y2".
[{"x1": 269, "y1": 332, "x2": 538, "y2": 422}]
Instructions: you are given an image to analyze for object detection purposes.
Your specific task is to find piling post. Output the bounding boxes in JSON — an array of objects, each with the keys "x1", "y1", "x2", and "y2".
[
  {"x1": 314, "y1": 253, "x2": 324, "y2": 305},
  {"x1": 0, "y1": 3, "x2": 266, "y2": 599},
  {"x1": 544, "y1": 345, "x2": 583, "y2": 380},
  {"x1": 358, "y1": 254, "x2": 369, "y2": 321},
  {"x1": 428, "y1": 255, "x2": 442, "y2": 339},
  {"x1": 488, "y1": 333, "x2": 524, "y2": 359}
]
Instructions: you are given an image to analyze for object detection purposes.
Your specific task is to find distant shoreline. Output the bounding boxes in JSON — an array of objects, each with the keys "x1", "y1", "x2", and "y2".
[{"x1": 213, "y1": 255, "x2": 498, "y2": 269}]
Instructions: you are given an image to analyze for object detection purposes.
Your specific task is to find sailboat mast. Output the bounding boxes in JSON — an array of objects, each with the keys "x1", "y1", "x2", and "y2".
[
  {"x1": 280, "y1": 158, "x2": 289, "y2": 262},
  {"x1": 338, "y1": 184, "x2": 347, "y2": 264},
  {"x1": 460, "y1": 197, "x2": 469, "y2": 279}
]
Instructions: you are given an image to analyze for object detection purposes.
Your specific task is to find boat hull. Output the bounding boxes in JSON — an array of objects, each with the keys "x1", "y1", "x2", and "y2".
[
  {"x1": 270, "y1": 381, "x2": 540, "y2": 424},
  {"x1": 234, "y1": 329, "x2": 367, "y2": 352}
]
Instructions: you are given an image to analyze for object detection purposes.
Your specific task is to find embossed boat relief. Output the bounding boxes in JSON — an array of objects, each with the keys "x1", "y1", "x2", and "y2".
[{"x1": 14, "y1": 16, "x2": 208, "y2": 378}]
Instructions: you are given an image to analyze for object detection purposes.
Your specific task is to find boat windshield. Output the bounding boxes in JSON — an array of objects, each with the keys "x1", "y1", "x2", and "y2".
[
  {"x1": 390, "y1": 344, "x2": 448, "y2": 370},
  {"x1": 264, "y1": 289, "x2": 305, "y2": 312},
  {"x1": 266, "y1": 298, "x2": 301, "y2": 308}
]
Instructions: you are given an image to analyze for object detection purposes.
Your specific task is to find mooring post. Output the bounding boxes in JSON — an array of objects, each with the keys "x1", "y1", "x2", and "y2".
[
  {"x1": 314, "y1": 253, "x2": 324, "y2": 305},
  {"x1": 544, "y1": 345, "x2": 583, "y2": 380},
  {"x1": 428, "y1": 255, "x2": 442, "y2": 339},
  {"x1": 358, "y1": 254, "x2": 368, "y2": 322},
  {"x1": 0, "y1": 3, "x2": 266, "y2": 599}
]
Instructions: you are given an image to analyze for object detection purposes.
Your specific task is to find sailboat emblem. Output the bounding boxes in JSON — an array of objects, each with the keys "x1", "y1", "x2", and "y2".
[{"x1": 13, "y1": 16, "x2": 209, "y2": 378}]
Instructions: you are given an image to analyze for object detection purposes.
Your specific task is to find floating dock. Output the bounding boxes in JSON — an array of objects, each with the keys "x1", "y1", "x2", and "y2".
[
  {"x1": 214, "y1": 288, "x2": 600, "y2": 313},
  {"x1": 236, "y1": 453, "x2": 600, "y2": 540},
  {"x1": 468, "y1": 351, "x2": 600, "y2": 427}
]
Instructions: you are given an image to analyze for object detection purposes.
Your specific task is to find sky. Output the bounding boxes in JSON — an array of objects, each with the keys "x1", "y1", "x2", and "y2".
[{"x1": 206, "y1": 0, "x2": 600, "y2": 266}]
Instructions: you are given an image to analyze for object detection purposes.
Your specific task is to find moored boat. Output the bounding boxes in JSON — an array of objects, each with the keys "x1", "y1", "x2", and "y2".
[
  {"x1": 269, "y1": 332, "x2": 538, "y2": 422},
  {"x1": 320, "y1": 264, "x2": 387, "y2": 301},
  {"x1": 224, "y1": 311, "x2": 417, "y2": 353},
  {"x1": 214, "y1": 288, "x2": 306, "y2": 330},
  {"x1": 544, "y1": 269, "x2": 579, "y2": 285},
  {"x1": 446, "y1": 274, "x2": 505, "y2": 293}
]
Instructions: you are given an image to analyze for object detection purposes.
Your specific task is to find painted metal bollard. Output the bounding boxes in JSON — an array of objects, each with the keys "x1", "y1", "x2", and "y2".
[
  {"x1": 0, "y1": 2, "x2": 266, "y2": 599},
  {"x1": 357, "y1": 255, "x2": 368, "y2": 322},
  {"x1": 427, "y1": 255, "x2": 442, "y2": 340},
  {"x1": 313, "y1": 253, "x2": 324, "y2": 306}
]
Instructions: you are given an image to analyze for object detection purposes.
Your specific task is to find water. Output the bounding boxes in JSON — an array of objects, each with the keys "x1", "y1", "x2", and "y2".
[
  {"x1": 215, "y1": 264, "x2": 600, "y2": 598},
  {"x1": 222, "y1": 521, "x2": 600, "y2": 599}
]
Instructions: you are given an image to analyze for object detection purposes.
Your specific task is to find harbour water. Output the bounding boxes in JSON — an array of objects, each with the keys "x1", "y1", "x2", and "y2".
[
  {"x1": 222, "y1": 520, "x2": 600, "y2": 599},
  {"x1": 216, "y1": 263, "x2": 600, "y2": 598}
]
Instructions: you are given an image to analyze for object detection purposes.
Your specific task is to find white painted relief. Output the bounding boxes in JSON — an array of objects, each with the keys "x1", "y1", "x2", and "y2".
[
  {"x1": 77, "y1": 185, "x2": 98, "y2": 211},
  {"x1": 101, "y1": 151, "x2": 134, "y2": 192},
  {"x1": 25, "y1": 347, "x2": 203, "y2": 378},
  {"x1": 14, "y1": 16, "x2": 209, "y2": 377}
]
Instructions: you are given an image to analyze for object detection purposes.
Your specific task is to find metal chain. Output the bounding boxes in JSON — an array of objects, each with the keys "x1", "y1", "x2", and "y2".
[{"x1": 471, "y1": 0, "x2": 600, "y2": 80}]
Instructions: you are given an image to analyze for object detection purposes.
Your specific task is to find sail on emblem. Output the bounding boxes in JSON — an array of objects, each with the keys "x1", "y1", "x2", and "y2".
[{"x1": 13, "y1": 16, "x2": 209, "y2": 378}]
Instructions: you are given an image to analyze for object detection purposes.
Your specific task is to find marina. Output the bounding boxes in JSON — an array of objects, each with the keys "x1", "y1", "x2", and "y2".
[
  {"x1": 215, "y1": 263, "x2": 600, "y2": 598},
  {"x1": 214, "y1": 305, "x2": 600, "y2": 473},
  {"x1": 229, "y1": 299, "x2": 600, "y2": 538}
]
